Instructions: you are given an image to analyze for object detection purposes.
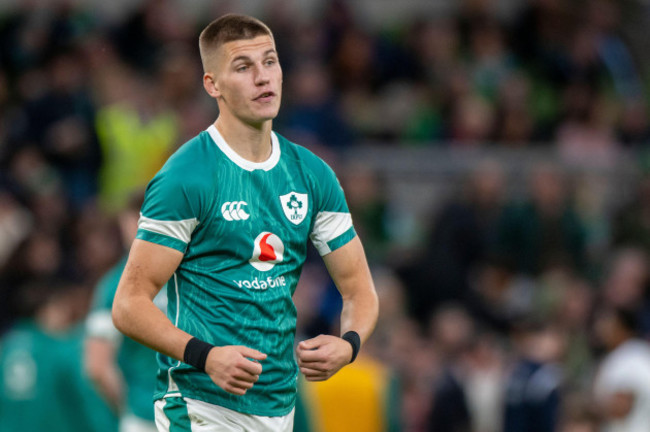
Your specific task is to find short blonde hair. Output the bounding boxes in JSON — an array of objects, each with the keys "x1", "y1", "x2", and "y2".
[{"x1": 198, "y1": 13, "x2": 274, "y2": 73}]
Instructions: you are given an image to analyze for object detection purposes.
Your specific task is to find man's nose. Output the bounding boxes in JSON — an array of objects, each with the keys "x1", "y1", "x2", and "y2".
[{"x1": 254, "y1": 65, "x2": 270, "y2": 85}]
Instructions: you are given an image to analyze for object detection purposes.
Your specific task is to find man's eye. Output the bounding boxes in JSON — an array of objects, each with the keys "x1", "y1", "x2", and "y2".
[
  {"x1": 236, "y1": 65, "x2": 248, "y2": 72},
  {"x1": 265, "y1": 59, "x2": 276, "y2": 66}
]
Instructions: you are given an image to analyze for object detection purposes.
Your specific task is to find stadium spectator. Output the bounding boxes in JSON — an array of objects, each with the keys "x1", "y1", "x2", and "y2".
[
  {"x1": 93, "y1": 62, "x2": 179, "y2": 214},
  {"x1": 612, "y1": 175, "x2": 650, "y2": 254},
  {"x1": 463, "y1": 332, "x2": 506, "y2": 432},
  {"x1": 400, "y1": 159, "x2": 506, "y2": 325},
  {"x1": 494, "y1": 162, "x2": 587, "y2": 276},
  {"x1": 503, "y1": 319, "x2": 566, "y2": 432},
  {"x1": 426, "y1": 304, "x2": 474, "y2": 432},
  {"x1": 593, "y1": 306, "x2": 650, "y2": 432}
]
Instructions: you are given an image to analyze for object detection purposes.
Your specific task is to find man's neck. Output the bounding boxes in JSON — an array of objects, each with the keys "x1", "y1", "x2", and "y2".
[{"x1": 214, "y1": 115, "x2": 273, "y2": 163}]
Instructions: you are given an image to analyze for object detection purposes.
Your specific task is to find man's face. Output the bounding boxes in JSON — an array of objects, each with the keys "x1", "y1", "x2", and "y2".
[
  {"x1": 209, "y1": 35, "x2": 282, "y2": 127},
  {"x1": 594, "y1": 310, "x2": 620, "y2": 351}
]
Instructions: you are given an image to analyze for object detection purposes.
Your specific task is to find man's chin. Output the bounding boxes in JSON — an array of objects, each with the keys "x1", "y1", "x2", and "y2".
[
  {"x1": 254, "y1": 109, "x2": 280, "y2": 123},
  {"x1": 243, "y1": 114, "x2": 278, "y2": 129}
]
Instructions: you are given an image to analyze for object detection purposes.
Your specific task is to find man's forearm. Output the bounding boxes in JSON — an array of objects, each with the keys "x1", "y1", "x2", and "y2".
[
  {"x1": 112, "y1": 239, "x2": 192, "y2": 362},
  {"x1": 340, "y1": 287, "x2": 379, "y2": 344},
  {"x1": 322, "y1": 236, "x2": 379, "y2": 346},
  {"x1": 84, "y1": 338, "x2": 125, "y2": 413},
  {"x1": 112, "y1": 292, "x2": 192, "y2": 362}
]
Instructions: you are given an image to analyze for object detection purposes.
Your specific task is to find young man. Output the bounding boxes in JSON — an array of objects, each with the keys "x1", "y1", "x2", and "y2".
[
  {"x1": 112, "y1": 13, "x2": 379, "y2": 432},
  {"x1": 85, "y1": 192, "x2": 164, "y2": 432}
]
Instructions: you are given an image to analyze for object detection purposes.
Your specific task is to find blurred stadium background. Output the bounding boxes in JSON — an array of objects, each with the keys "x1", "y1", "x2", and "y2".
[{"x1": 3, "y1": 0, "x2": 650, "y2": 431}]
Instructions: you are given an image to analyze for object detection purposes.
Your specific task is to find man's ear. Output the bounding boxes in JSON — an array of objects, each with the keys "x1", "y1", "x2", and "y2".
[{"x1": 203, "y1": 73, "x2": 220, "y2": 99}]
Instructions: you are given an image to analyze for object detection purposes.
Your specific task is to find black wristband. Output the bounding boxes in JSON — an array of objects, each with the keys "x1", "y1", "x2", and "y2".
[
  {"x1": 341, "y1": 331, "x2": 361, "y2": 363},
  {"x1": 183, "y1": 337, "x2": 214, "y2": 372}
]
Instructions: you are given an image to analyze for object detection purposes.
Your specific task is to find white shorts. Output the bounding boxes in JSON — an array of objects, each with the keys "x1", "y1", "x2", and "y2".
[
  {"x1": 120, "y1": 414, "x2": 158, "y2": 432},
  {"x1": 154, "y1": 396, "x2": 294, "y2": 432}
]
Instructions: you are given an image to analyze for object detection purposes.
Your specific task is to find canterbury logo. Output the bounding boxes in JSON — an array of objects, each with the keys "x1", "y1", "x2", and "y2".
[{"x1": 221, "y1": 201, "x2": 250, "y2": 221}]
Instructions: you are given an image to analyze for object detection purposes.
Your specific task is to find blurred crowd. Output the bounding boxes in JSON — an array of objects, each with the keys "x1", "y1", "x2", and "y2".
[{"x1": 2, "y1": 0, "x2": 650, "y2": 431}]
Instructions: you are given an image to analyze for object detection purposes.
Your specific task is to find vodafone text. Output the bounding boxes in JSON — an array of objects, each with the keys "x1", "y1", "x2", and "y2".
[{"x1": 234, "y1": 276, "x2": 286, "y2": 290}]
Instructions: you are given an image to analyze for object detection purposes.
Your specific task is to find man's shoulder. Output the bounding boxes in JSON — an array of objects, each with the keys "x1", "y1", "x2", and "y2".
[
  {"x1": 165, "y1": 131, "x2": 213, "y2": 168},
  {"x1": 598, "y1": 341, "x2": 650, "y2": 388},
  {"x1": 608, "y1": 340, "x2": 650, "y2": 367},
  {"x1": 275, "y1": 132, "x2": 334, "y2": 174},
  {"x1": 156, "y1": 131, "x2": 217, "y2": 185},
  {"x1": 1, "y1": 320, "x2": 36, "y2": 346}
]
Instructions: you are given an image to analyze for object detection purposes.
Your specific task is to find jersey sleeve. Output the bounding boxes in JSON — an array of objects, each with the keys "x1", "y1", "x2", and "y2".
[
  {"x1": 135, "y1": 168, "x2": 201, "y2": 253},
  {"x1": 309, "y1": 160, "x2": 356, "y2": 255},
  {"x1": 85, "y1": 262, "x2": 124, "y2": 344}
]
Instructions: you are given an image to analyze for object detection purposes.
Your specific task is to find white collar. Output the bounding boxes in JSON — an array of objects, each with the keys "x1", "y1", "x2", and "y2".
[{"x1": 206, "y1": 124, "x2": 280, "y2": 172}]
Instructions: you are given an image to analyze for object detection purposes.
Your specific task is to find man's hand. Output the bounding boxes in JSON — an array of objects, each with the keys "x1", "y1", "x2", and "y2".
[
  {"x1": 296, "y1": 335, "x2": 354, "y2": 381},
  {"x1": 205, "y1": 346, "x2": 267, "y2": 395}
]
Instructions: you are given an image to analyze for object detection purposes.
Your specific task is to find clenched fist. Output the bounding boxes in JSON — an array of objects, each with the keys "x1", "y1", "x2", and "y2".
[
  {"x1": 205, "y1": 346, "x2": 267, "y2": 395},
  {"x1": 296, "y1": 334, "x2": 353, "y2": 381}
]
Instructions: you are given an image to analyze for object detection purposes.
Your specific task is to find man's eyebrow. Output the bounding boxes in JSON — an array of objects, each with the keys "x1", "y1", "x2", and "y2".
[{"x1": 230, "y1": 49, "x2": 277, "y2": 64}]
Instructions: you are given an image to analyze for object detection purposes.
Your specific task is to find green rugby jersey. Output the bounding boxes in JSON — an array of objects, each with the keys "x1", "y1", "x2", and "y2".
[
  {"x1": 136, "y1": 125, "x2": 356, "y2": 417},
  {"x1": 0, "y1": 320, "x2": 118, "y2": 432}
]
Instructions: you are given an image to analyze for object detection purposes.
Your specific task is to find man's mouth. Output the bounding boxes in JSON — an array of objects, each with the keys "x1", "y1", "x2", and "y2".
[{"x1": 254, "y1": 91, "x2": 275, "y2": 101}]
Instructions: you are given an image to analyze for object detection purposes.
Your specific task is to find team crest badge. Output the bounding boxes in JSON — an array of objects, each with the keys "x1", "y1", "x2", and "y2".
[{"x1": 279, "y1": 192, "x2": 308, "y2": 225}]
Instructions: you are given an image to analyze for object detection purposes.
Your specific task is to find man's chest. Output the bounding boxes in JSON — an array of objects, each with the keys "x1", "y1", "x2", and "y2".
[{"x1": 190, "y1": 169, "x2": 316, "y2": 265}]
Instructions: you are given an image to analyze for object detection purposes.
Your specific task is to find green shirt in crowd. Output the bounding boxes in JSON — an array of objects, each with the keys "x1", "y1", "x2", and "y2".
[{"x1": 0, "y1": 320, "x2": 117, "y2": 432}]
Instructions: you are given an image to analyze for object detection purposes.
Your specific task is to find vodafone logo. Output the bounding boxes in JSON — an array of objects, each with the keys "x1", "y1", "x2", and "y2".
[
  {"x1": 249, "y1": 232, "x2": 284, "y2": 271},
  {"x1": 221, "y1": 201, "x2": 249, "y2": 221}
]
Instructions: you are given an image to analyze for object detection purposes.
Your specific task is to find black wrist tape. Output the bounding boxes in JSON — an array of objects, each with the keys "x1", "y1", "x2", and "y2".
[
  {"x1": 183, "y1": 337, "x2": 214, "y2": 372},
  {"x1": 341, "y1": 331, "x2": 361, "y2": 363}
]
